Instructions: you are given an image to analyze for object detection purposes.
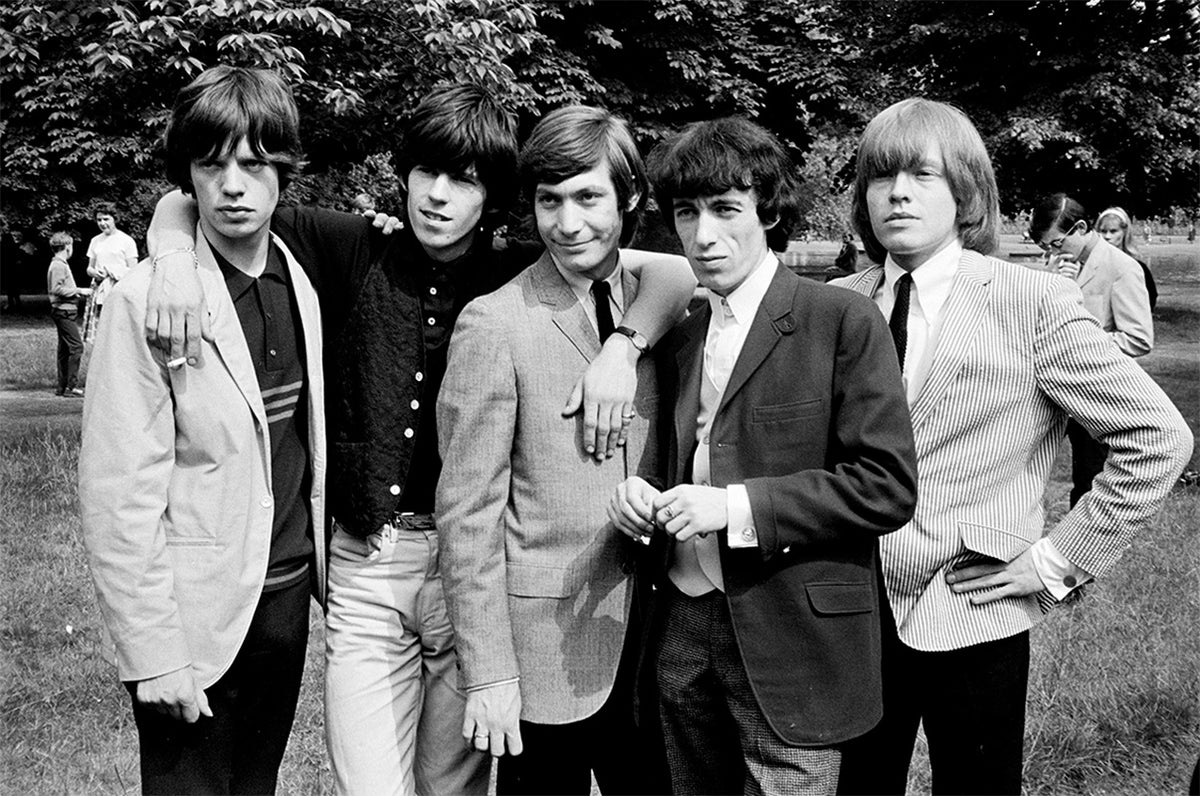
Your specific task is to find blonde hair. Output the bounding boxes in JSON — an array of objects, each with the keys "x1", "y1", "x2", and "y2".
[{"x1": 852, "y1": 98, "x2": 999, "y2": 263}]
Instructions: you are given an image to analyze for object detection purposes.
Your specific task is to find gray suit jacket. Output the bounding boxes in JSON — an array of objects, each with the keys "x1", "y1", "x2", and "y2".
[
  {"x1": 831, "y1": 251, "x2": 1191, "y2": 652},
  {"x1": 436, "y1": 253, "x2": 658, "y2": 724}
]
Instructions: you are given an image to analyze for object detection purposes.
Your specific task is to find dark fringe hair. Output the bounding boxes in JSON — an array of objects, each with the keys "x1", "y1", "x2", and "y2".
[
  {"x1": 164, "y1": 65, "x2": 305, "y2": 194},
  {"x1": 519, "y1": 105, "x2": 648, "y2": 246},
  {"x1": 647, "y1": 117, "x2": 800, "y2": 252},
  {"x1": 397, "y1": 83, "x2": 519, "y2": 225}
]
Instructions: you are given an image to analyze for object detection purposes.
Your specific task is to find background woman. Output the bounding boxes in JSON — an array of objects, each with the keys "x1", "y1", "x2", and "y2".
[{"x1": 1096, "y1": 205, "x2": 1157, "y2": 309}]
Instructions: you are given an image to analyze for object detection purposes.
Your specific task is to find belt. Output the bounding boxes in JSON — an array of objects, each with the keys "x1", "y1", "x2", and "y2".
[{"x1": 390, "y1": 512, "x2": 436, "y2": 530}]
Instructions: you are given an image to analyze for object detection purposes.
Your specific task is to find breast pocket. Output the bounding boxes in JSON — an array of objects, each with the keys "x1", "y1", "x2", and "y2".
[{"x1": 751, "y1": 398, "x2": 824, "y2": 424}]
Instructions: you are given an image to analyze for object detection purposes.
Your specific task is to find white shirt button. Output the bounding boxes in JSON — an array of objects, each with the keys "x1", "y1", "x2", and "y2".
[
  {"x1": 389, "y1": 484, "x2": 401, "y2": 496},
  {"x1": 404, "y1": 428, "x2": 414, "y2": 439},
  {"x1": 260, "y1": 497, "x2": 273, "y2": 508},
  {"x1": 410, "y1": 400, "x2": 419, "y2": 410},
  {"x1": 702, "y1": 435, "x2": 709, "y2": 445}
]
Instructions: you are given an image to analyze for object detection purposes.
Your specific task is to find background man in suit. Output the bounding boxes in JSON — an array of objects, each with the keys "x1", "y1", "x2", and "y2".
[
  {"x1": 832, "y1": 98, "x2": 1193, "y2": 795},
  {"x1": 1029, "y1": 192, "x2": 1154, "y2": 507},
  {"x1": 609, "y1": 117, "x2": 918, "y2": 795},
  {"x1": 437, "y1": 105, "x2": 672, "y2": 795},
  {"x1": 79, "y1": 66, "x2": 326, "y2": 794}
]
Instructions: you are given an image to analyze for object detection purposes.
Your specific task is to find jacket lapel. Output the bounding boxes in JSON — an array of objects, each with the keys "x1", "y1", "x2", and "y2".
[
  {"x1": 840, "y1": 265, "x2": 886, "y2": 299},
  {"x1": 718, "y1": 263, "x2": 794, "y2": 413},
  {"x1": 909, "y1": 250, "x2": 992, "y2": 430},
  {"x1": 532, "y1": 254, "x2": 600, "y2": 361},
  {"x1": 195, "y1": 228, "x2": 267, "y2": 433}
]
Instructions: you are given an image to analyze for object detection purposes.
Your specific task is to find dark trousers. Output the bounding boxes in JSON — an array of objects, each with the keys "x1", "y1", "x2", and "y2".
[
  {"x1": 656, "y1": 584, "x2": 840, "y2": 796},
  {"x1": 51, "y1": 306, "x2": 82, "y2": 393},
  {"x1": 128, "y1": 578, "x2": 311, "y2": 795},
  {"x1": 497, "y1": 600, "x2": 670, "y2": 796},
  {"x1": 1067, "y1": 419, "x2": 1108, "y2": 507},
  {"x1": 837, "y1": 594, "x2": 1029, "y2": 796}
]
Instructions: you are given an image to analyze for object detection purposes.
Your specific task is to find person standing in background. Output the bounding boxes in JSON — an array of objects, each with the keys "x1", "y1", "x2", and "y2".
[
  {"x1": 86, "y1": 203, "x2": 139, "y2": 324},
  {"x1": 1095, "y1": 205, "x2": 1156, "y2": 309},
  {"x1": 46, "y1": 231, "x2": 91, "y2": 396},
  {"x1": 1030, "y1": 194, "x2": 1154, "y2": 506}
]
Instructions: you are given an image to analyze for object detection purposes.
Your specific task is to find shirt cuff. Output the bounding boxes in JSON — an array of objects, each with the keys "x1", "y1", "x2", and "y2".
[
  {"x1": 1030, "y1": 537, "x2": 1093, "y2": 600},
  {"x1": 466, "y1": 676, "x2": 520, "y2": 693},
  {"x1": 725, "y1": 484, "x2": 758, "y2": 549}
]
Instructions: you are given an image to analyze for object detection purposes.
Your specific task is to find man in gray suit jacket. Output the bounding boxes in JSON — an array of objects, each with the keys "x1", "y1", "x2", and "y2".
[
  {"x1": 833, "y1": 98, "x2": 1193, "y2": 795},
  {"x1": 436, "y1": 106, "x2": 675, "y2": 795}
]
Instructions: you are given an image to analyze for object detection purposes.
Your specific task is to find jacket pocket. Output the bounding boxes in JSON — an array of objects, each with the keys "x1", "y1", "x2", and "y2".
[
  {"x1": 752, "y1": 398, "x2": 823, "y2": 423},
  {"x1": 958, "y1": 522, "x2": 1032, "y2": 562},
  {"x1": 806, "y1": 581, "x2": 874, "y2": 615}
]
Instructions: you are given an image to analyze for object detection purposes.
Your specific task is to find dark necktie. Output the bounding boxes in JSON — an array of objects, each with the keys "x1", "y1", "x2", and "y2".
[
  {"x1": 591, "y1": 279, "x2": 614, "y2": 343},
  {"x1": 889, "y1": 272, "x2": 913, "y2": 370}
]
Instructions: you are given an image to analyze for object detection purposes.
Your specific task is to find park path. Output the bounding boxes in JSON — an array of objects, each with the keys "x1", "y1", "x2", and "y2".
[{"x1": 0, "y1": 388, "x2": 83, "y2": 441}]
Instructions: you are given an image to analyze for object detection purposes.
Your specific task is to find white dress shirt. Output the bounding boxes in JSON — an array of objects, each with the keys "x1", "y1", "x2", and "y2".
[
  {"x1": 872, "y1": 241, "x2": 1091, "y2": 600},
  {"x1": 669, "y1": 251, "x2": 776, "y2": 596}
]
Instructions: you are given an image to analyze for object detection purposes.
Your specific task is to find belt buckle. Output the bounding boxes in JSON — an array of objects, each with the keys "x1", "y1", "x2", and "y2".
[{"x1": 393, "y1": 511, "x2": 436, "y2": 531}]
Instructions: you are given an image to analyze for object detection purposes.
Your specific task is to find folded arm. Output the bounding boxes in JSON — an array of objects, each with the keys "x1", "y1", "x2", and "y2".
[{"x1": 564, "y1": 250, "x2": 695, "y2": 460}]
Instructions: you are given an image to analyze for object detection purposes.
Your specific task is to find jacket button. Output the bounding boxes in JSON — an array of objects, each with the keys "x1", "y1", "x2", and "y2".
[
  {"x1": 404, "y1": 428, "x2": 414, "y2": 439},
  {"x1": 389, "y1": 484, "x2": 401, "y2": 496},
  {"x1": 415, "y1": 372, "x2": 424, "y2": 382},
  {"x1": 411, "y1": 400, "x2": 419, "y2": 410}
]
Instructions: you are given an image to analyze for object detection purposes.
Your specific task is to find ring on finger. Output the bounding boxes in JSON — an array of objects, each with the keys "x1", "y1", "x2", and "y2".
[{"x1": 663, "y1": 506, "x2": 675, "y2": 520}]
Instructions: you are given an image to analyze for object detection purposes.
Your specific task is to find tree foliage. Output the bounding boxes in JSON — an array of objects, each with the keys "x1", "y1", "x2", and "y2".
[{"x1": 2, "y1": 0, "x2": 1197, "y2": 248}]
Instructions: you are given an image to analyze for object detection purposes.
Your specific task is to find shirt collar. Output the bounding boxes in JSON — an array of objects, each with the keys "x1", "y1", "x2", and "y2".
[
  {"x1": 1077, "y1": 231, "x2": 1100, "y2": 266},
  {"x1": 707, "y1": 249, "x2": 777, "y2": 326},
  {"x1": 883, "y1": 239, "x2": 962, "y2": 321},
  {"x1": 553, "y1": 255, "x2": 625, "y2": 309},
  {"x1": 213, "y1": 239, "x2": 287, "y2": 301}
]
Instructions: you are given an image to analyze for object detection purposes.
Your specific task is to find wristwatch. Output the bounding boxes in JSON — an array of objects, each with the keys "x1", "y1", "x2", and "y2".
[{"x1": 613, "y1": 325, "x2": 649, "y2": 353}]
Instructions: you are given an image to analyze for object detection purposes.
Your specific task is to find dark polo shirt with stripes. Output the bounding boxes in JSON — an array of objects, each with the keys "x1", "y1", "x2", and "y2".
[{"x1": 213, "y1": 240, "x2": 313, "y2": 592}]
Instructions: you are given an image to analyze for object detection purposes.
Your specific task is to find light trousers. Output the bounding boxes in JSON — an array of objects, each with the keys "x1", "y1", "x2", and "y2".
[{"x1": 324, "y1": 523, "x2": 490, "y2": 796}]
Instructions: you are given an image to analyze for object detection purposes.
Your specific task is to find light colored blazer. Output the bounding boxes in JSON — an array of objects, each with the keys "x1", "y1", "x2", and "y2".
[
  {"x1": 831, "y1": 251, "x2": 1191, "y2": 652},
  {"x1": 79, "y1": 228, "x2": 326, "y2": 688},
  {"x1": 1076, "y1": 237, "x2": 1153, "y2": 357},
  {"x1": 436, "y1": 253, "x2": 658, "y2": 724}
]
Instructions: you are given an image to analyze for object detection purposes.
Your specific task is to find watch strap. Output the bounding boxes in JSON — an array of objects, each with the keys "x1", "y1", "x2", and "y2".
[{"x1": 614, "y1": 325, "x2": 649, "y2": 353}]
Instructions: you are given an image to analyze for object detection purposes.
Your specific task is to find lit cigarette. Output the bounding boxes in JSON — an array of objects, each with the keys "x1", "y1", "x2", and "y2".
[{"x1": 167, "y1": 357, "x2": 188, "y2": 369}]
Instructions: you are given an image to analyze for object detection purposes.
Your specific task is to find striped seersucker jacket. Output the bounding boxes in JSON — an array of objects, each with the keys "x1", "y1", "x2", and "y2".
[{"x1": 831, "y1": 249, "x2": 1192, "y2": 652}]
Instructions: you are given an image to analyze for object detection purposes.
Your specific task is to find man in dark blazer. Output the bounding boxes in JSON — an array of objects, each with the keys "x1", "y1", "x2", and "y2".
[{"x1": 609, "y1": 117, "x2": 918, "y2": 795}]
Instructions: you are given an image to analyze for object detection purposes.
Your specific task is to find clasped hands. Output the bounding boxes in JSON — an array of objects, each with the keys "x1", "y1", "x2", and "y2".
[{"x1": 607, "y1": 476, "x2": 728, "y2": 543}]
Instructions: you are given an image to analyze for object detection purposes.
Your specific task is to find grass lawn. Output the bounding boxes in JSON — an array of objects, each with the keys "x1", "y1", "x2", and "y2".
[{"x1": 2, "y1": 240, "x2": 1197, "y2": 793}]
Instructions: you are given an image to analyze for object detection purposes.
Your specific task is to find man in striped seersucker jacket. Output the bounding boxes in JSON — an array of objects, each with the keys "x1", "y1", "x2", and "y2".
[{"x1": 832, "y1": 98, "x2": 1193, "y2": 795}]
